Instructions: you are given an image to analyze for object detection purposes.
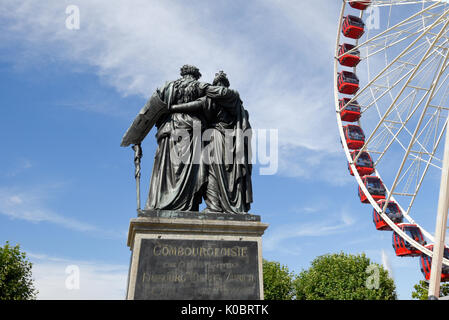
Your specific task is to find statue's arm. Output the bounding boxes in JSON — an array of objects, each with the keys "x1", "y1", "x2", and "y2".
[
  {"x1": 205, "y1": 86, "x2": 239, "y2": 101},
  {"x1": 170, "y1": 96, "x2": 207, "y2": 113},
  {"x1": 197, "y1": 81, "x2": 239, "y2": 100}
]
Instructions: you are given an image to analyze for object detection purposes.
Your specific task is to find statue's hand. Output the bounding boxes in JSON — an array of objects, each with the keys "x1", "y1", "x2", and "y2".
[
  {"x1": 132, "y1": 144, "x2": 142, "y2": 160},
  {"x1": 131, "y1": 144, "x2": 142, "y2": 179}
]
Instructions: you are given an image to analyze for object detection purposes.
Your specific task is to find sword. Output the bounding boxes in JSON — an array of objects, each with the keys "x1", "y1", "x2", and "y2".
[{"x1": 132, "y1": 144, "x2": 142, "y2": 212}]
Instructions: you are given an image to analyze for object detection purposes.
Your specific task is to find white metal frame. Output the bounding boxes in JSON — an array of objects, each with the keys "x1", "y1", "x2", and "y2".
[{"x1": 336, "y1": 0, "x2": 449, "y2": 298}]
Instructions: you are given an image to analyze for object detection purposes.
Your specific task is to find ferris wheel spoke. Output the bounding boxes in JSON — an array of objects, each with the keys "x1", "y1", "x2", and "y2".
[
  {"x1": 351, "y1": 1, "x2": 444, "y2": 52},
  {"x1": 413, "y1": 112, "x2": 444, "y2": 161},
  {"x1": 355, "y1": 44, "x2": 431, "y2": 114},
  {"x1": 370, "y1": 49, "x2": 449, "y2": 167},
  {"x1": 369, "y1": 0, "x2": 440, "y2": 6},
  {"x1": 391, "y1": 89, "x2": 420, "y2": 124},
  {"x1": 361, "y1": 54, "x2": 430, "y2": 114},
  {"x1": 344, "y1": 8, "x2": 449, "y2": 111},
  {"x1": 394, "y1": 120, "x2": 443, "y2": 195},
  {"x1": 413, "y1": 76, "x2": 449, "y2": 155},
  {"x1": 382, "y1": 22, "x2": 449, "y2": 223},
  {"x1": 367, "y1": 31, "x2": 449, "y2": 101},
  {"x1": 400, "y1": 102, "x2": 446, "y2": 160},
  {"x1": 336, "y1": 0, "x2": 449, "y2": 270},
  {"x1": 395, "y1": 158, "x2": 421, "y2": 196},
  {"x1": 338, "y1": 5, "x2": 444, "y2": 63},
  {"x1": 405, "y1": 119, "x2": 448, "y2": 215},
  {"x1": 356, "y1": 22, "x2": 449, "y2": 163},
  {"x1": 358, "y1": 60, "x2": 444, "y2": 163},
  {"x1": 372, "y1": 48, "x2": 449, "y2": 225},
  {"x1": 362, "y1": 17, "x2": 442, "y2": 60}
]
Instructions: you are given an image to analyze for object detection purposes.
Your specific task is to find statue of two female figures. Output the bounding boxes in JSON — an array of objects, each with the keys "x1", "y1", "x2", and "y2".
[{"x1": 121, "y1": 65, "x2": 252, "y2": 214}]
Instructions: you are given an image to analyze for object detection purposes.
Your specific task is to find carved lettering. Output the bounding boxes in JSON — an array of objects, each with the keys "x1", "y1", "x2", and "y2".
[
  {"x1": 135, "y1": 239, "x2": 260, "y2": 299},
  {"x1": 150, "y1": 244, "x2": 249, "y2": 257}
]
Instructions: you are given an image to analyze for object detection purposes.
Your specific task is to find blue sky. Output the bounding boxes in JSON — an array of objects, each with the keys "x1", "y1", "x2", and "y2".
[{"x1": 0, "y1": 0, "x2": 440, "y2": 299}]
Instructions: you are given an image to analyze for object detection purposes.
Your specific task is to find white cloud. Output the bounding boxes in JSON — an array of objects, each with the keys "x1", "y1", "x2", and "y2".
[
  {"x1": 276, "y1": 144, "x2": 354, "y2": 186},
  {"x1": 259, "y1": 0, "x2": 338, "y2": 57},
  {"x1": 3, "y1": 158, "x2": 33, "y2": 177},
  {"x1": 263, "y1": 209, "x2": 356, "y2": 251},
  {"x1": 0, "y1": 0, "x2": 343, "y2": 178},
  {"x1": 0, "y1": 188, "x2": 92, "y2": 231},
  {"x1": 381, "y1": 248, "x2": 395, "y2": 280},
  {"x1": 28, "y1": 252, "x2": 128, "y2": 300},
  {"x1": 8, "y1": 195, "x2": 23, "y2": 205},
  {"x1": 0, "y1": 187, "x2": 126, "y2": 238}
]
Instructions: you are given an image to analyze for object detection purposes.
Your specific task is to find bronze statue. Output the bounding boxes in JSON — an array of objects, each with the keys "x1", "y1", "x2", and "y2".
[{"x1": 121, "y1": 66, "x2": 252, "y2": 214}]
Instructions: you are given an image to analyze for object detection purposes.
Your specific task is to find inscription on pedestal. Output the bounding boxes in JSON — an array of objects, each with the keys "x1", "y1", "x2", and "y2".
[{"x1": 134, "y1": 239, "x2": 260, "y2": 300}]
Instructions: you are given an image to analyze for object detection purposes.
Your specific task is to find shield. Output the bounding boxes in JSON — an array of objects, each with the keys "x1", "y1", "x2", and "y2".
[{"x1": 120, "y1": 92, "x2": 169, "y2": 147}]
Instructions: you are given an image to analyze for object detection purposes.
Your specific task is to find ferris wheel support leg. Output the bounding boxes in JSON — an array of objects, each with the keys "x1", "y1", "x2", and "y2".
[{"x1": 428, "y1": 118, "x2": 449, "y2": 299}]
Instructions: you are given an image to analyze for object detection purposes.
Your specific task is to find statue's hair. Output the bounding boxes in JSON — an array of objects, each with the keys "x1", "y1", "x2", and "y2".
[
  {"x1": 213, "y1": 70, "x2": 230, "y2": 87},
  {"x1": 180, "y1": 64, "x2": 202, "y2": 80},
  {"x1": 173, "y1": 77, "x2": 200, "y2": 104}
]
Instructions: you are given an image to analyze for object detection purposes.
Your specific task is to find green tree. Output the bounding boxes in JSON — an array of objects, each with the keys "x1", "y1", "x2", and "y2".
[
  {"x1": 0, "y1": 241, "x2": 38, "y2": 300},
  {"x1": 294, "y1": 252, "x2": 397, "y2": 300},
  {"x1": 263, "y1": 259, "x2": 295, "y2": 300},
  {"x1": 412, "y1": 280, "x2": 449, "y2": 300}
]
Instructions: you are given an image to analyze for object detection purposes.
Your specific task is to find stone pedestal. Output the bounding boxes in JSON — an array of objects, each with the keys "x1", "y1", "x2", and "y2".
[{"x1": 126, "y1": 210, "x2": 269, "y2": 300}]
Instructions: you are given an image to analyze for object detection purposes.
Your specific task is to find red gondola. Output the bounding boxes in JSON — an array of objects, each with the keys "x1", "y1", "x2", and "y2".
[
  {"x1": 358, "y1": 175, "x2": 386, "y2": 203},
  {"x1": 337, "y1": 71, "x2": 359, "y2": 94},
  {"x1": 392, "y1": 223, "x2": 426, "y2": 257},
  {"x1": 373, "y1": 200, "x2": 403, "y2": 231},
  {"x1": 349, "y1": 0, "x2": 371, "y2": 10},
  {"x1": 342, "y1": 15, "x2": 365, "y2": 39},
  {"x1": 420, "y1": 245, "x2": 449, "y2": 282},
  {"x1": 338, "y1": 43, "x2": 361, "y2": 67},
  {"x1": 343, "y1": 124, "x2": 365, "y2": 149},
  {"x1": 348, "y1": 150, "x2": 374, "y2": 176},
  {"x1": 339, "y1": 98, "x2": 361, "y2": 122}
]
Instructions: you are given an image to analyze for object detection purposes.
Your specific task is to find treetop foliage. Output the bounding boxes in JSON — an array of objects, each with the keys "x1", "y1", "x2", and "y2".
[{"x1": 0, "y1": 241, "x2": 38, "y2": 300}]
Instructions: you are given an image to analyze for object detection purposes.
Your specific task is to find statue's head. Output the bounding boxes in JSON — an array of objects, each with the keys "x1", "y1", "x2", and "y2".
[
  {"x1": 180, "y1": 64, "x2": 202, "y2": 80},
  {"x1": 213, "y1": 70, "x2": 230, "y2": 88}
]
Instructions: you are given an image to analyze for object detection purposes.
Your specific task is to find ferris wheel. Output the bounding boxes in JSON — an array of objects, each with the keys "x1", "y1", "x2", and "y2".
[{"x1": 334, "y1": 0, "x2": 449, "y2": 297}]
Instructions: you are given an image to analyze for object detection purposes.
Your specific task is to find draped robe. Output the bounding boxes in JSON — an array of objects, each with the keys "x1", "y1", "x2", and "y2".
[
  {"x1": 145, "y1": 79, "x2": 234, "y2": 211},
  {"x1": 169, "y1": 86, "x2": 253, "y2": 213},
  {"x1": 203, "y1": 88, "x2": 253, "y2": 213}
]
